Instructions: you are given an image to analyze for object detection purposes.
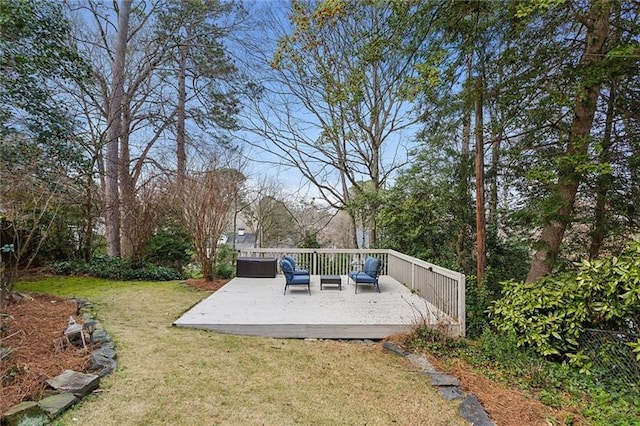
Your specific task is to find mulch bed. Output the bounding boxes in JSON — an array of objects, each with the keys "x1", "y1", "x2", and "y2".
[
  {"x1": 1, "y1": 294, "x2": 90, "y2": 414},
  {"x1": 183, "y1": 278, "x2": 230, "y2": 292},
  {"x1": 425, "y1": 353, "x2": 586, "y2": 426}
]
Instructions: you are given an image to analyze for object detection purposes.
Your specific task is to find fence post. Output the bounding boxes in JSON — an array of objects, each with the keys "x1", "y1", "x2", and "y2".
[
  {"x1": 411, "y1": 261, "x2": 416, "y2": 291},
  {"x1": 312, "y1": 251, "x2": 317, "y2": 275},
  {"x1": 458, "y1": 273, "x2": 466, "y2": 337}
]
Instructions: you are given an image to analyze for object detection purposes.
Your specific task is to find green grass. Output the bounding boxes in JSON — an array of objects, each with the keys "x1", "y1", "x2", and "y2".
[{"x1": 16, "y1": 277, "x2": 465, "y2": 426}]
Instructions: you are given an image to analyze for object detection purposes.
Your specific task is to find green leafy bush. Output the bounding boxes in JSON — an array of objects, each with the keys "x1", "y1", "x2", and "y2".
[
  {"x1": 465, "y1": 276, "x2": 496, "y2": 338},
  {"x1": 214, "y1": 245, "x2": 236, "y2": 279},
  {"x1": 489, "y1": 238, "x2": 640, "y2": 358},
  {"x1": 143, "y1": 223, "x2": 192, "y2": 271},
  {"x1": 53, "y1": 256, "x2": 185, "y2": 281}
]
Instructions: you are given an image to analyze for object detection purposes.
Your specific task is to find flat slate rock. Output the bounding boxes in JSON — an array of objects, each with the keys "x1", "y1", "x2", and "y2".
[
  {"x1": 437, "y1": 386, "x2": 464, "y2": 401},
  {"x1": 382, "y1": 341, "x2": 408, "y2": 356},
  {"x1": 406, "y1": 353, "x2": 438, "y2": 373},
  {"x1": 2, "y1": 401, "x2": 48, "y2": 426},
  {"x1": 91, "y1": 329, "x2": 111, "y2": 343},
  {"x1": 38, "y1": 393, "x2": 78, "y2": 418},
  {"x1": 88, "y1": 355, "x2": 117, "y2": 378},
  {"x1": 93, "y1": 345, "x2": 117, "y2": 360},
  {"x1": 46, "y1": 370, "x2": 100, "y2": 397},
  {"x1": 428, "y1": 372, "x2": 461, "y2": 387},
  {"x1": 459, "y1": 394, "x2": 495, "y2": 426}
]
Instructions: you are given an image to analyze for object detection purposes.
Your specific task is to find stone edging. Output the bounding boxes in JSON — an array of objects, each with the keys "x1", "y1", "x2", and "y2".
[
  {"x1": 382, "y1": 341, "x2": 495, "y2": 426},
  {"x1": 1, "y1": 298, "x2": 117, "y2": 426}
]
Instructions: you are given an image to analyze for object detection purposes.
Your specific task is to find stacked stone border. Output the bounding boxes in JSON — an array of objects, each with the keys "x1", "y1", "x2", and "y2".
[
  {"x1": 383, "y1": 341, "x2": 494, "y2": 426},
  {"x1": 1, "y1": 299, "x2": 117, "y2": 426}
]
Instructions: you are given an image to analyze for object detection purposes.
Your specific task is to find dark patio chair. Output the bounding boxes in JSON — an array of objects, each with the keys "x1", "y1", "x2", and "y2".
[
  {"x1": 348, "y1": 256, "x2": 381, "y2": 294},
  {"x1": 281, "y1": 258, "x2": 310, "y2": 295},
  {"x1": 283, "y1": 255, "x2": 309, "y2": 275}
]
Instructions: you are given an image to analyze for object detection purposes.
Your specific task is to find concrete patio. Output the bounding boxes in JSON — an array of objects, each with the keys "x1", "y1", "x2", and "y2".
[{"x1": 174, "y1": 275, "x2": 442, "y2": 339}]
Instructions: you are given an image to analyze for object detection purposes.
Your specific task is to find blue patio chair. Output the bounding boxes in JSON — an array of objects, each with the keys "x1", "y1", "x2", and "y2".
[
  {"x1": 281, "y1": 258, "x2": 310, "y2": 295},
  {"x1": 283, "y1": 255, "x2": 309, "y2": 275},
  {"x1": 349, "y1": 256, "x2": 381, "y2": 294}
]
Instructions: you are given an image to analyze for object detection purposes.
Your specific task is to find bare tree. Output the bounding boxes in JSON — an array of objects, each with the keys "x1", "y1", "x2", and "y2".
[
  {"x1": 102, "y1": 0, "x2": 130, "y2": 257},
  {"x1": 68, "y1": 0, "x2": 248, "y2": 259},
  {"x1": 181, "y1": 156, "x2": 245, "y2": 281},
  {"x1": 0, "y1": 134, "x2": 79, "y2": 302},
  {"x1": 69, "y1": 0, "x2": 175, "y2": 258},
  {"x1": 122, "y1": 179, "x2": 169, "y2": 263},
  {"x1": 240, "y1": 178, "x2": 290, "y2": 248},
  {"x1": 243, "y1": 1, "x2": 431, "y2": 247}
]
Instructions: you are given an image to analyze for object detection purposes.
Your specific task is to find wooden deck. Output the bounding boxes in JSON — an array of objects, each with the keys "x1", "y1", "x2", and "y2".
[{"x1": 174, "y1": 275, "x2": 455, "y2": 339}]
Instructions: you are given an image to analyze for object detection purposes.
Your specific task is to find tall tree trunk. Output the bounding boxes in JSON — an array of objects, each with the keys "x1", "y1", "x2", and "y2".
[
  {"x1": 526, "y1": 1, "x2": 610, "y2": 282},
  {"x1": 488, "y1": 105, "x2": 501, "y2": 227},
  {"x1": 589, "y1": 84, "x2": 616, "y2": 259},
  {"x1": 370, "y1": 180, "x2": 379, "y2": 248},
  {"x1": 456, "y1": 53, "x2": 473, "y2": 271},
  {"x1": 104, "y1": 0, "x2": 130, "y2": 258},
  {"x1": 176, "y1": 40, "x2": 188, "y2": 191},
  {"x1": 119, "y1": 115, "x2": 135, "y2": 259},
  {"x1": 349, "y1": 213, "x2": 359, "y2": 248},
  {"x1": 82, "y1": 164, "x2": 95, "y2": 262},
  {"x1": 475, "y1": 75, "x2": 486, "y2": 286}
]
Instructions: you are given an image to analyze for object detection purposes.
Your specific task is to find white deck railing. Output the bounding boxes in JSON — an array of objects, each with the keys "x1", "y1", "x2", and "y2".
[{"x1": 236, "y1": 248, "x2": 466, "y2": 336}]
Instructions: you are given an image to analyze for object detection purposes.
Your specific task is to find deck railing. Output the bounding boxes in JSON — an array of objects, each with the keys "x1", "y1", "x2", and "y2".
[{"x1": 236, "y1": 248, "x2": 466, "y2": 336}]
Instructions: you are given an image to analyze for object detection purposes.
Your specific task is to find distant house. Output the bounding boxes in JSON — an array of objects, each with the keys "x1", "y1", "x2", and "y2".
[{"x1": 225, "y1": 231, "x2": 257, "y2": 251}]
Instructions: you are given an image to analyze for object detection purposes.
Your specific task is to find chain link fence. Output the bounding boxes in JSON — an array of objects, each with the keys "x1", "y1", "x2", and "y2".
[{"x1": 579, "y1": 328, "x2": 640, "y2": 389}]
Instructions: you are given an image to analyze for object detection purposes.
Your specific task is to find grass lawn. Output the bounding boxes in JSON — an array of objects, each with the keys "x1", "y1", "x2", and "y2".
[{"x1": 16, "y1": 277, "x2": 465, "y2": 426}]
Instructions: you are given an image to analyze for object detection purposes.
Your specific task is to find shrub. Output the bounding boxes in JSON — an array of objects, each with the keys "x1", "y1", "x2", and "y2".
[
  {"x1": 489, "y1": 238, "x2": 640, "y2": 359},
  {"x1": 214, "y1": 263, "x2": 235, "y2": 279},
  {"x1": 465, "y1": 275, "x2": 496, "y2": 339},
  {"x1": 143, "y1": 223, "x2": 192, "y2": 271},
  {"x1": 405, "y1": 325, "x2": 468, "y2": 355},
  {"x1": 52, "y1": 256, "x2": 185, "y2": 281},
  {"x1": 214, "y1": 244, "x2": 235, "y2": 279},
  {"x1": 183, "y1": 260, "x2": 203, "y2": 279}
]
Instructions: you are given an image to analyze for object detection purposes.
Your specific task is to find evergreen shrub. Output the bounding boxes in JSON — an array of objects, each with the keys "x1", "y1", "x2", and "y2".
[
  {"x1": 143, "y1": 223, "x2": 192, "y2": 271},
  {"x1": 214, "y1": 245, "x2": 235, "y2": 279},
  {"x1": 489, "y1": 238, "x2": 640, "y2": 361},
  {"x1": 53, "y1": 256, "x2": 185, "y2": 281}
]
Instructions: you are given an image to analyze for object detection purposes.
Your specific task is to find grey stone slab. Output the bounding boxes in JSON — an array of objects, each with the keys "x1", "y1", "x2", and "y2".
[
  {"x1": 382, "y1": 341, "x2": 408, "y2": 356},
  {"x1": 459, "y1": 394, "x2": 495, "y2": 426},
  {"x1": 46, "y1": 370, "x2": 100, "y2": 397},
  {"x1": 406, "y1": 353, "x2": 438, "y2": 374},
  {"x1": 88, "y1": 354, "x2": 117, "y2": 377},
  {"x1": 93, "y1": 345, "x2": 117, "y2": 360},
  {"x1": 92, "y1": 329, "x2": 111, "y2": 343},
  {"x1": 428, "y1": 373, "x2": 460, "y2": 387},
  {"x1": 2, "y1": 401, "x2": 48, "y2": 426},
  {"x1": 81, "y1": 313, "x2": 95, "y2": 321},
  {"x1": 437, "y1": 386, "x2": 464, "y2": 401},
  {"x1": 101, "y1": 341, "x2": 115, "y2": 350},
  {"x1": 38, "y1": 393, "x2": 78, "y2": 418}
]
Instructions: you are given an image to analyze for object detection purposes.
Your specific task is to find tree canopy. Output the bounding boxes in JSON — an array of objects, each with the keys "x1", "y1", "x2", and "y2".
[{"x1": 1, "y1": 0, "x2": 639, "y2": 339}]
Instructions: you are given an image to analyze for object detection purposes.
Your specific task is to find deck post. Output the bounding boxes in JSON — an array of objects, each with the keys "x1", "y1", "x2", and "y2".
[
  {"x1": 458, "y1": 273, "x2": 466, "y2": 337},
  {"x1": 411, "y1": 262, "x2": 416, "y2": 291},
  {"x1": 312, "y1": 251, "x2": 317, "y2": 275}
]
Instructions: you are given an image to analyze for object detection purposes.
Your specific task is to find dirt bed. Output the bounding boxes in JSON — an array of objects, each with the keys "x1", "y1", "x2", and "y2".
[{"x1": 1, "y1": 294, "x2": 89, "y2": 414}]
